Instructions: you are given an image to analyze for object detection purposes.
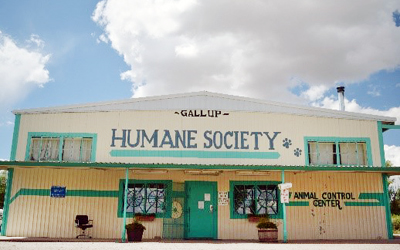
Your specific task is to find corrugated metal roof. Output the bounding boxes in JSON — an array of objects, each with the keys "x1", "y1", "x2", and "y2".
[
  {"x1": 1, "y1": 160, "x2": 400, "y2": 174},
  {"x1": 12, "y1": 91, "x2": 396, "y2": 123}
]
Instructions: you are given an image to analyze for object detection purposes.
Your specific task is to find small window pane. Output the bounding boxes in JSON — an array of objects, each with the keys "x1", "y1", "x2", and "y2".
[{"x1": 63, "y1": 138, "x2": 82, "y2": 162}]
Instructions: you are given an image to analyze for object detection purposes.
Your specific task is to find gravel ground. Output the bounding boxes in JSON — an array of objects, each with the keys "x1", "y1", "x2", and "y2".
[{"x1": 0, "y1": 242, "x2": 399, "y2": 250}]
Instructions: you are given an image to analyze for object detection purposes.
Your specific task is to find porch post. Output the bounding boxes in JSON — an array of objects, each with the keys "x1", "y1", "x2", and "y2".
[
  {"x1": 121, "y1": 168, "x2": 129, "y2": 242},
  {"x1": 281, "y1": 170, "x2": 287, "y2": 243}
]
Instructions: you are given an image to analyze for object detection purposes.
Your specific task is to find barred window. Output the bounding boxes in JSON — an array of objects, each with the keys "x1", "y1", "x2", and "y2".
[
  {"x1": 126, "y1": 183, "x2": 166, "y2": 214},
  {"x1": 233, "y1": 184, "x2": 278, "y2": 216},
  {"x1": 28, "y1": 136, "x2": 93, "y2": 162},
  {"x1": 308, "y1": 140, "x2": 368, "y2": 166}
]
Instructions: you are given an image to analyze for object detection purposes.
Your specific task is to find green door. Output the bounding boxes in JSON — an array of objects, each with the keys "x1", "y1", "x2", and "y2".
[{"x1": 185, "y1": 181, "x2": 218, "y2": 239}]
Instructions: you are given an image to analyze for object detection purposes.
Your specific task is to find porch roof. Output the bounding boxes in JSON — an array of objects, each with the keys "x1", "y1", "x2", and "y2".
[{"x1": 1, "y1": 160, "x2": 400, "y2": 175}]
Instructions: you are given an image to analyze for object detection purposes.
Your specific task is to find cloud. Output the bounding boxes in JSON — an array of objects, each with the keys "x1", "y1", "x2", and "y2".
[
  {"x1": 0, "y1": 31, "x2": 51, "y2": 109},
  {"x1": 367, "y1": 85, "x2": 381, "y2": 97},
  {"x1": 385, "y1": 145, "x2": 400, "y2": 166},
  {"x1": 310, "y1": 94, "x2": 400, "y2": 124},
  {"x1": 92, "y1": 0, "x2": 400, "y2": 101}
]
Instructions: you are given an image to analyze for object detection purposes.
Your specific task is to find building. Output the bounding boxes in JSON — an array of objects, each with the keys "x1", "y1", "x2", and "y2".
[{"x1": 1, "y1": 91, "x2": 400, "y2": 241}]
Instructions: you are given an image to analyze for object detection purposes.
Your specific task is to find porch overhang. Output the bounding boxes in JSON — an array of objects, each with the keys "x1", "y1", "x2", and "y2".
[{"x1": 1, "y1": 161, "x2": 400, "y2": 175}]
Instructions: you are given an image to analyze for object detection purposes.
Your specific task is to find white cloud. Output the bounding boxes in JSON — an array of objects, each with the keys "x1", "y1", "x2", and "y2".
[
  {"x1": 300, "y1": 85, "x2": 329, "y2": 102},
  {"x1": 92, "y1": 0, "x2": 400, "y2": 101},
  {"x1": 0, "y1": 31, "x2": 51, "y2": 109},
  {"x1": 311, "y1": 95, "x2": 400, "y2": 124},
  {"x1": 385, "y1": 145, "x2": 400, "y2": 166}
]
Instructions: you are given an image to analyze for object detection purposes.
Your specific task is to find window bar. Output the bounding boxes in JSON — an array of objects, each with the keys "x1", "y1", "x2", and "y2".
[
  {"x1": 79, "y1": 138, "x2": 83, "y2": 162},
  {"x1": 144, "y1": 184, "x2": 148, "y2": 214},
  {"x1": 316, "y1": 142, "x2": 320, "y2": 165},
  {"x1": 335, "y1": 142, "x2": 340, "y2": 167},
  {"x1": 59, "y1": 136, "x2": 64, "y2": 162},
  {"x1": 355, "y1": 142, "x2": 359, "y2": 166},
  {"x1": 37, "y1": 137, "x2": 43, "y2": 161},
  {"x1": 254, "y1": 185, "x2": 259, "y2": 215}
]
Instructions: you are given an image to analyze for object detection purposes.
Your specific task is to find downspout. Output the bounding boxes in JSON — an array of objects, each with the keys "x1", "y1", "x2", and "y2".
[{"x1": 121, "y1": 168, "x2": 129, "y2": 242}]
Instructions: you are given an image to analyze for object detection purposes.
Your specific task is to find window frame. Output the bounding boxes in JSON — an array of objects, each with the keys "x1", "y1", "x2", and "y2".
[
  {"x1": 117, "y1": 179, "x2": 173, "y2": 218},
  {"x1": 25, "y1": 132, "x2": 97, "y2": 162},
  {"x1": 230, "y1": 181, "x2": 283, "y2": 219},
  {"x1": 304, "y1": 137, "x2": 372, "y2": 167}
]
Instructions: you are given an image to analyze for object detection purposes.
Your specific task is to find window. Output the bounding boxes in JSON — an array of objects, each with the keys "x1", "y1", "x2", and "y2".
[
  {"x1": 118, "y1": 180, "x2": 172, "y2": 218},
  {"x1": 306, "y1": 137, "x2": 370, "y2": 166},
  {"x1": 230, "y1": 181, "x2": 282, "y2": 219},
  {"x1": 127, "y1": 183, "x2": 166, "y2": 214},
  {"x1": 26, "y1": 133, "x2": 96, "y2": 162}
]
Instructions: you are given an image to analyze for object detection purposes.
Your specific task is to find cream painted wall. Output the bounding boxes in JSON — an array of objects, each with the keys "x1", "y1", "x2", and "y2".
[{"x1": 15, "y1": 111, "x2": 381, "y2": 166}]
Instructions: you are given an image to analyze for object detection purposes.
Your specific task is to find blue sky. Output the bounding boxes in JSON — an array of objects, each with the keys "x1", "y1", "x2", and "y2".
[{"x1": 0, "y1": 0, "x2": 400, "y2": 166}]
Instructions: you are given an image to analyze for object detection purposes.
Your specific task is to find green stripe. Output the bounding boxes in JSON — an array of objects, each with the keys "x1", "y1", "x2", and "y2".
[
  {"x1": 10, "y1": 115, "x2": 21, "y2": 161},
  {"x1": 344, "y1": 193, "x2": 385, "y2": 206},
  {"x1": 382, "y1": 174, "x2": 393, "y2": 239},
  {"x1": 110, "y1": 149, "x2": 280, "y2": 159},
  {"x1": 9, "y1": 188, "x2": 119, "y2": 205},
  {"x1": 287, "y1": 201, "x2": 309, "y2": 206},
  {"x1": 1, "y1": 168, "x2": 14, "y2": 236}
]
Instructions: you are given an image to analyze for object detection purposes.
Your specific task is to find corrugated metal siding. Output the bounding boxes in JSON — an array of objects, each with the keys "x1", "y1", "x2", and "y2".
[{"x1": 6, "y1": 168, "x2": 387, "y2": 240}]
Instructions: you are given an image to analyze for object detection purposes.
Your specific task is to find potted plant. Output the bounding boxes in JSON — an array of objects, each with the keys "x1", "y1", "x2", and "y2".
[
  {"x1": 256, "y1": 215, "x2": 278, "y2": 242},
  {"x1": 126, "y1": 218, "x2": 146, "y2": 242}
]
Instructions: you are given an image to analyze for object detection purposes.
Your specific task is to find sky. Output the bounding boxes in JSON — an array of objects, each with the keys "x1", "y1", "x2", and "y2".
[{"x1": 0, "y1": 0, "x2": 400, "y2": 167}]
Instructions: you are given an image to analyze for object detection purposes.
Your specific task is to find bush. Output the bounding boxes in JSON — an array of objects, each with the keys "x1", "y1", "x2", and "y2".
[
  {"x1": 256, "y1": 215, "x2": 277, "y2": 229},
  {"x1": 392, "y1": 214, "x2": 400, "y2": 233},
  {"x1": 125, "y1": 219, "x2": 146, "y2": 231}
]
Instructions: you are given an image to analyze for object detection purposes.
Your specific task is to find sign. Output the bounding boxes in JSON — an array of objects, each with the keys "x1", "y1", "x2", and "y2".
[
  {"x1": 279, "y1": 183, "x2": 292, "y2": 203},
  {"x1": 50, "y1": 186, "x2": 66, "y2": 198},
  {"x1": 218, "y1": 191, "x2": 229, "y2": 205},
  {"x1": 280, "y1": 188, "x2": 290, "y2": 203},
  {"x1": 278, "y1": 183, "x2": 292, "y2": 190},
  {"x1": 174, "y1": 110, "x2": 229, "y2": 118}
]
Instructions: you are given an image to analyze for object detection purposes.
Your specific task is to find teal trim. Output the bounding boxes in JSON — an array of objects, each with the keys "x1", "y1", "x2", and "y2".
[
  {"x1": 344, "y1": 193, "x2": 385, "y2": 206},
  {"x1": 121, "y1": 168, "x2": 129, "y2": 243},
  {"x1": 381, "y1": 124, "x2": 400, "y2": 129},
  {"x1": 1, "y1": 168, "x2": 14, "y2": 236},
  {"x1": 110, "y1": 149, "x2": 280, "y2": 159},
  {"x1": 25, "y1": 132, "x2": 97, "y2": 162},
  {"x1": 282, "y1": 170, "x2": 287, "y2": 243},
  {"x1": 9, "y1": 188, "x2": 119, "y2": 205},
  {"x1": 304, "y1": 137, "x2": 373, "y2": 166},
  {"x1": 172, "y1": 191, "x2": 186, "y2": 198},
  {"x1": 286, "y1": 201, "x2": 309, "y2": 206},
  {"x1": 377, "y1": 122, "x2": 386, "y2": 167},
  {"x1": 10, "y1": 115, "x2": 21, "y2": 161},
  {"x1": 229, "y1": 181, "x2": 282, "y2": 219},
  {"x1": 117, "y1": 179, "x2": 173, "y2": 219},
  {"x1": 2, "y1": 161, "x2": 400, "y2": 173},
  {"x1": 382, "y1": 174, "x2": 393, "y2": 239}
]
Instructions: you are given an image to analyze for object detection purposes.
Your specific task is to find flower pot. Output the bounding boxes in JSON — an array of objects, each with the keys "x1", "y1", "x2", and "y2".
[
  {"x1": 136, "y1": 214, "x2": 155, "y2": 221},
  {"x1": 127, "y1": 228, "x2": 145, "y2": 242},
  {"x1": 258, "y1": 229, "x2": 278, "y2": 242}
]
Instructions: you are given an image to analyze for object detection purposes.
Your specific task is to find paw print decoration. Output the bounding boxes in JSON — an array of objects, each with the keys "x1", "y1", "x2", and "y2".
[
  {"x1": 282, "y1": 138, "x2": 292, "y2": 148},
  {"x1": 294, "y1": 148, "x2": 302, "y2": 157}
]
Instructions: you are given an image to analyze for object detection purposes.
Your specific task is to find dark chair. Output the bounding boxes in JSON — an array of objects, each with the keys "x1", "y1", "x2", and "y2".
[{"x1": 75, "y1": 215, "x2": 93, "y2": 238}]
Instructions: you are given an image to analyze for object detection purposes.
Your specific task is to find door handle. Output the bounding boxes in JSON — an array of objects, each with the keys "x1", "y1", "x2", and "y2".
[{"x1": 210, "y1": 205, "x2": 213, "y2": 213}]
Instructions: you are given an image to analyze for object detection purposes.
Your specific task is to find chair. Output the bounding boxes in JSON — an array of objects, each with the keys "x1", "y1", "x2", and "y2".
[{"x1": 75, "y1": 215, "x2": 93, "y2": 238}]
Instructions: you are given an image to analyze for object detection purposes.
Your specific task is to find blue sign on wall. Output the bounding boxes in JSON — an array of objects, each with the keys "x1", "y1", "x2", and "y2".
[{"x1": 50, "y1": 186, "x2": 66, "y2": 198}]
